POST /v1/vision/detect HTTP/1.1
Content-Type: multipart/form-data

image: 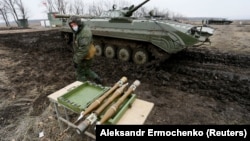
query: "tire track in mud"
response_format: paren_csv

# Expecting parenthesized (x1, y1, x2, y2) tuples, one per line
(158, 48, 250, 108)
(93, 49, 250, 124)
(93, 45, 250, 109)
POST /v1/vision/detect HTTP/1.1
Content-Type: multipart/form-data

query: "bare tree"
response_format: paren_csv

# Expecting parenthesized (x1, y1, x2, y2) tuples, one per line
(3, 0, 19, 25)
(133, 6, 149, 17)
(1, 0, 28, 27)
(86, 0, 133, 17)
(42, 0, 56, 13)
(88, 5, 101, 16)
(0, 1, 10, 26)
(42, 0, 68, 14)
(88, 1, 105, 16)
(71, 0, 85, 15)
(16, 0, 27, 19)
(150, 7, 171, 19)
(54, 0, 68, 14)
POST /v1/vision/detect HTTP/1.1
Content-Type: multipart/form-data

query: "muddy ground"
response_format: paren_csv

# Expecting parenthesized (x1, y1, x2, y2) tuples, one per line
(0, 22, 250, 141)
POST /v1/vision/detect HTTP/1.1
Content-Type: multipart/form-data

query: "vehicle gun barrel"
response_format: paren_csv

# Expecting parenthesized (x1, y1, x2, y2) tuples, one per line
(124, 0, 150, 17)
(54, 14, 70, 18)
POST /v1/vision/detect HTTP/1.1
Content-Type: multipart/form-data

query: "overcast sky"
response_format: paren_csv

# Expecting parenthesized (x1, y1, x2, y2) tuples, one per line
(22, 0, 250, 20)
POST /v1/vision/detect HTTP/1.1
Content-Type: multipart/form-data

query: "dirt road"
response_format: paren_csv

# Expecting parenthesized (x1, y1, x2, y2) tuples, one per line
(0, 22, 249, 140)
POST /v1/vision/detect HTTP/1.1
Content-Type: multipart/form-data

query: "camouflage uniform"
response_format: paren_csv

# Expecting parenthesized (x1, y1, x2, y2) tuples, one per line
(69, 16, 102, 84)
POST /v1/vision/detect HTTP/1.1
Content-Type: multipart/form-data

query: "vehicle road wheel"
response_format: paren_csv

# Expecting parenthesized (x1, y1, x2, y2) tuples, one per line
(117, 46, 131, 62)
(104, 45, 116, 58)
(95, 44, 103, 56)
(132, 48, 149, 65)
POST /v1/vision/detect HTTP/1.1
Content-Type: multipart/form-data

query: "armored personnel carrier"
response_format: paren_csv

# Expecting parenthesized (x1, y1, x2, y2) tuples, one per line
(203, 18, 233, 25)
(55, 0, 214, 65)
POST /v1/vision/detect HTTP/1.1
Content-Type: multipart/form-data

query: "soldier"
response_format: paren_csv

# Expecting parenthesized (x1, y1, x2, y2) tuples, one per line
(68, 16, 102, 84)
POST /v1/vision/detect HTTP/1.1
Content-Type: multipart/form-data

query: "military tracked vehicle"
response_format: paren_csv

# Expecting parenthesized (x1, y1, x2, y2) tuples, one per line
(203, 18, 233, 25)
(55, 0, 214, 65)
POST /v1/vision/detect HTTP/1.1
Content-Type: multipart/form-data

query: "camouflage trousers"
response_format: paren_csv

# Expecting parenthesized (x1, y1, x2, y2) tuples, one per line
(74, 59, 100, 82)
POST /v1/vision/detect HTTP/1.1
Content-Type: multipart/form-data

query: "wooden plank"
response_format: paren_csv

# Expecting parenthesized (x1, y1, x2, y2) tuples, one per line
(116, 98, 154, 125)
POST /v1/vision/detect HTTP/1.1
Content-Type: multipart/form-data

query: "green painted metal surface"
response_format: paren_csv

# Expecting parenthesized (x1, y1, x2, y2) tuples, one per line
(57, 81, 109, 113)
(47, 12, 63, 27)
(17, 19, 28, 28)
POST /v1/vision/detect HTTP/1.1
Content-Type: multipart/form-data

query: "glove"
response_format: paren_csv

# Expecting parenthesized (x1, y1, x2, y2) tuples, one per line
(85, 43, 96, 60)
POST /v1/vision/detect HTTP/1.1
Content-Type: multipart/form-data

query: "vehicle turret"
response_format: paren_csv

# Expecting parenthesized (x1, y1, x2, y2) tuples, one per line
(122, 0, 150, 17)
(99, 0, 150, 18)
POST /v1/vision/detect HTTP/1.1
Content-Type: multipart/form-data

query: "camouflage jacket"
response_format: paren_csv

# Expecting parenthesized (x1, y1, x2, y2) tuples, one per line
(73, 25, 93, 64)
